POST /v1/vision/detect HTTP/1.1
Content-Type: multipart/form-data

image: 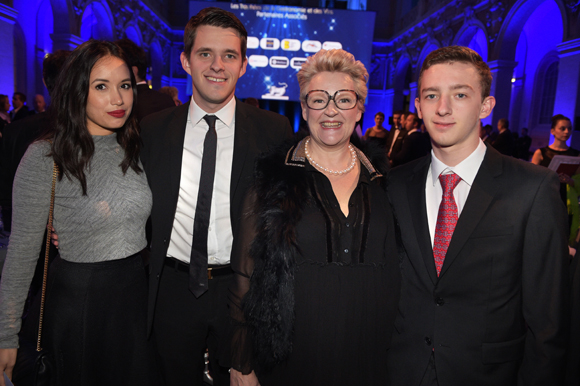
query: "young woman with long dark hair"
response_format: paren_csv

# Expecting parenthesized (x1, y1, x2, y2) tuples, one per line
(0, 40, 156, 386)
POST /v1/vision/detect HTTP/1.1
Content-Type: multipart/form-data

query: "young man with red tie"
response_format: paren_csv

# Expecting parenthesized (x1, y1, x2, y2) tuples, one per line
(387, 46, 569, 386)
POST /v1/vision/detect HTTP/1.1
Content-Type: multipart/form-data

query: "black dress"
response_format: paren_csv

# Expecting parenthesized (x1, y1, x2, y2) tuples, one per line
(538, 146, 580, 167)
(229, 138, 401, 386)
(539, 146, 580, 204)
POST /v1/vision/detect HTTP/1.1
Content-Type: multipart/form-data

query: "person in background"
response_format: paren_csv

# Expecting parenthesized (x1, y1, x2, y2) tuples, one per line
(390, 111, 431, 167)
(9, 93, 29, 122)
(229, 49, 400, 386)
(0, 95, 10, 136)
(159, 86, 183, 106)
(364, 111, 389, 149)
(32, 94, 46, 114)
(531, 114, 579, 168)
(0, 40, 157, 385)
(386, 110, 407, 161)
(0, 50, 71, 234)
(492, 117, 515, 156)
(115, 38, 175, 122)
(532, 114, 580, 248)
(391, 110, 403, 131)
(388, 45, 568, 386)
(364, 111, 388, 139)
(244, 97, 259, 108)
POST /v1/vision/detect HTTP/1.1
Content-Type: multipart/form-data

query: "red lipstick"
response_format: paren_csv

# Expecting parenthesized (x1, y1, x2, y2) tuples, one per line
(108, 110, 126, 118)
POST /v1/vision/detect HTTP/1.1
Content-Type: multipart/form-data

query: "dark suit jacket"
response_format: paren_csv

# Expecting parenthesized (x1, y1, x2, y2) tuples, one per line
(139, 99, 292, 334)
(135, 84, 175, 123)
(10, 105, 31, 122)
(0, 112, 49, 207)
(492, 129, 515, 156)
(387, 147, 569, 386)
(390, 130, 431, 167)
(386, 128, 407, 159)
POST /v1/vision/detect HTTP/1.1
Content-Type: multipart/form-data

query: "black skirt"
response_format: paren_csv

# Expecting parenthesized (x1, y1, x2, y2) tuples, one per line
(42, 254, 158, 386)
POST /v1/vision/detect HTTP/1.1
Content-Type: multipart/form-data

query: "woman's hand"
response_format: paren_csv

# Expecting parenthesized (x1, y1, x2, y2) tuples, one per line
(230, 368, 260, 386)
(559, 173, 574, 186)
(0, 348, 17, 386)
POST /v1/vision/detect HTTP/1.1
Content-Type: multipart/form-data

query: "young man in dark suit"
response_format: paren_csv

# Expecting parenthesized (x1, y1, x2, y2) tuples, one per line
(9, 93, 30, 122)
(139, 7, 292, 386)
(387, 46, 569, 386)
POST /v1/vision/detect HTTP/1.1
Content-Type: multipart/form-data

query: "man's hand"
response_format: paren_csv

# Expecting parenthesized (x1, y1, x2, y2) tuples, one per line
(0, 348, 17, 386)
(230, 368, 260, 386)
(50, 226, 58, 248)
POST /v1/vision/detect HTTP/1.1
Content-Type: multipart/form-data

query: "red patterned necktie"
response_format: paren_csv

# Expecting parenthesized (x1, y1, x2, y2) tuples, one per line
(433, 173, 462, 276)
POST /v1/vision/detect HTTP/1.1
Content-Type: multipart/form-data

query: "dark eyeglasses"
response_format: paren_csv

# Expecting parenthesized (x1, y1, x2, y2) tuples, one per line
(304, 89, 359, 110)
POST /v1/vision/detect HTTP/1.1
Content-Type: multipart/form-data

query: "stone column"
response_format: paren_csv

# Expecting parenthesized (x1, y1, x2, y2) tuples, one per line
(554, 38, 580, 149)
(408, 81, 417, 112)
(0, 4, 17, 97)
(509, 76, 525, 133)
(51, 33, 84, 51)
(487, 60, 517, 128)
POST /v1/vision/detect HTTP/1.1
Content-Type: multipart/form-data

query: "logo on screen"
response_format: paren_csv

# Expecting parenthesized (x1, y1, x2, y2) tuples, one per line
(260, 38, 280, 50)
(322, 41, 343, 50)
(290, 57, 308, 69)
(302, 40, 321, 53)
(248, 55, 269, 68)
(247, 37, 260, 50)
(281, 39, 301, 51)
(262, 82, 290, 100)
(270, 56, 289, 69)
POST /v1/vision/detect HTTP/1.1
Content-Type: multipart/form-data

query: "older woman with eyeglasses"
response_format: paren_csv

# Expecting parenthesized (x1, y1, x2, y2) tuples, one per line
(228, 49, 401, 386)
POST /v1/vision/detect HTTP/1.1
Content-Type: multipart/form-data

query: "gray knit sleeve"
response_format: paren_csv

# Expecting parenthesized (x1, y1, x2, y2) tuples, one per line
(0, 141, 53, 348)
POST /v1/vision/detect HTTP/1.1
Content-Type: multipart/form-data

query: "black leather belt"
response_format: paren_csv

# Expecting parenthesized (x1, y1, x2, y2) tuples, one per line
(164, 256, 232, 279)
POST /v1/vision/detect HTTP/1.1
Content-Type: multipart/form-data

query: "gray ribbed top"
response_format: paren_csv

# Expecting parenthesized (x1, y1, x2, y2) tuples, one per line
(0, 134, 152, 348)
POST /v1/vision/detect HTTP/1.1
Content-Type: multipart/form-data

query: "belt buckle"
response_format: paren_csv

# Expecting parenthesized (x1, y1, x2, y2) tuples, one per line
(207, 268, 213, 280)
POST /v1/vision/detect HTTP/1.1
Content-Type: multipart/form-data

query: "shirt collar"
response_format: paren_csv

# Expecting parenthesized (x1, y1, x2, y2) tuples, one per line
(430, 139, 486, 187)
(188, 96, 236, 129)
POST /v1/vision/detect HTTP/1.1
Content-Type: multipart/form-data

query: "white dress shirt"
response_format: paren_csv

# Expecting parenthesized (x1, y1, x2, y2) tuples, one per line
(166, 97, 236, 265)
(426, 140, 487, 247)
(388, 128, 401, 154)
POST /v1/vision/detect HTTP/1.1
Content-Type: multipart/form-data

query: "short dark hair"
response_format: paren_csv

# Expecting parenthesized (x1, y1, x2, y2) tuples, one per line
(43, 50, 72, 94)
(407, 112, 420, 126)
(13, 92, 26, 102)
(183, 7, 248, 60)
(115, 38, 148, 81)
(418, 46, 492, 100)
(498, 118, 509, 129)
(393, 110, 403, 116)
(551, 114, 571, 129)
(375, 112, 385, 119)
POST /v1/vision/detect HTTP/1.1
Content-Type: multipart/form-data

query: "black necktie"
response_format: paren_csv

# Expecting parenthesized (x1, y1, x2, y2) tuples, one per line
(189, 115, 218, 297)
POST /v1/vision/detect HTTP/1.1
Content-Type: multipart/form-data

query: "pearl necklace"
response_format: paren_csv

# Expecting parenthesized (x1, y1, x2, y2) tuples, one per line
(304, 138, 357, 176)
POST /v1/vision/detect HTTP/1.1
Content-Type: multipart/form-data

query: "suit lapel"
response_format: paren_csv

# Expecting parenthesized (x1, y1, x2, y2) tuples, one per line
(407, 158, 439, 285)
(167, 102, 191, 208)
(231, 98, 250, 204)
(439, 147, 502, 278)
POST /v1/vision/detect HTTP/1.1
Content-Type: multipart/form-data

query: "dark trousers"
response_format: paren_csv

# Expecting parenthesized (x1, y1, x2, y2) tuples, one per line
(420, 353, 439, 386)
(153, 260, 232, 386)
